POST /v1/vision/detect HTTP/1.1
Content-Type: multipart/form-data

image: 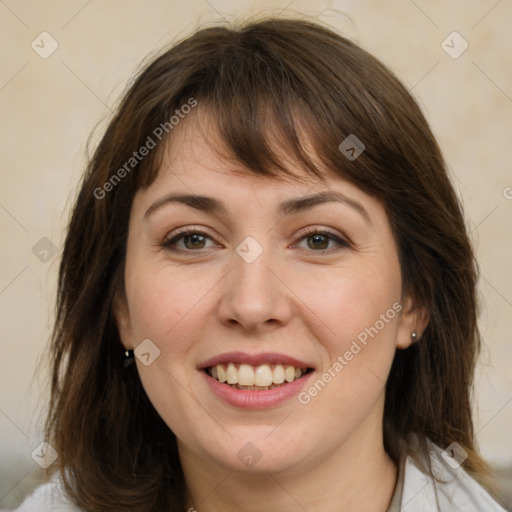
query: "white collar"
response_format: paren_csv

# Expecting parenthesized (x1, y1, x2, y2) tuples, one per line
(399, 441, 508, 511)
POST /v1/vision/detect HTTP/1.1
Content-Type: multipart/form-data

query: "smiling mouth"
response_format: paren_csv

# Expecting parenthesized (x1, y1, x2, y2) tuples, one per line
(205, 362, 313, 390)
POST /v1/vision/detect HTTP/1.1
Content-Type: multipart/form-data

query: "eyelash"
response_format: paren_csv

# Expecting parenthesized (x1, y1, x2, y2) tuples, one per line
(161, 226, 350, 254)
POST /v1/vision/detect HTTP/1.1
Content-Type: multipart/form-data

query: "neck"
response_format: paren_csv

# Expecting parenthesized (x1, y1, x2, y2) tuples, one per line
(180, 401, 397, 511)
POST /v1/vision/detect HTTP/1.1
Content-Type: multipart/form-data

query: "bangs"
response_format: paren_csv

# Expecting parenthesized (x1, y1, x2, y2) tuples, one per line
(128, 18, 427, 206)
(133, 19, 389, 192)
(188, 98, 326, 185)
(190, 56, 328, 184)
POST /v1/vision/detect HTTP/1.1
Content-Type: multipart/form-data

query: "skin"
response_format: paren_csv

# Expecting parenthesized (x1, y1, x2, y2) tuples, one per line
(115, 112, 427, 511)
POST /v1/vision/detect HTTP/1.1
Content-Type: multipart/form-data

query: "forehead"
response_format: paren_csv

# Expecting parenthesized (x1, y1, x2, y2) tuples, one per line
(132, 108, 385, 226)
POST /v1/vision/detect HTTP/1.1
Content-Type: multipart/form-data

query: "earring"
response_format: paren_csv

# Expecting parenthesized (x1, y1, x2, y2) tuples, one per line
(123, 349, 135, 368)
(411, 331, 418, 342)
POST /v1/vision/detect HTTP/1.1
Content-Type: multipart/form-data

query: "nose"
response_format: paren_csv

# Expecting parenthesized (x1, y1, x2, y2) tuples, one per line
(216, 245, 294, 333)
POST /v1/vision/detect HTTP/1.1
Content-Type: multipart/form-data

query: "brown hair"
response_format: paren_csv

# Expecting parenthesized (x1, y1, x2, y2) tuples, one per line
(46, 16, 491, 511)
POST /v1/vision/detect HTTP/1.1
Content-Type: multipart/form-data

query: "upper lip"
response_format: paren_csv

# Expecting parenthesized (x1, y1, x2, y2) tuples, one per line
(198, 351, 314, 370)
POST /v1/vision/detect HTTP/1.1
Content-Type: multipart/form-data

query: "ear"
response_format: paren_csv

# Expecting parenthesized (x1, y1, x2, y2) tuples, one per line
(396, 294, 429, 349)
(113, 291, 134, 350)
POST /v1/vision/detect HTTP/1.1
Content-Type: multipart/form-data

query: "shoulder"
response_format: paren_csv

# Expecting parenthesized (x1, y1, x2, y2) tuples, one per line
(400, 440, 508, 512)
(11, 476, 82, 512)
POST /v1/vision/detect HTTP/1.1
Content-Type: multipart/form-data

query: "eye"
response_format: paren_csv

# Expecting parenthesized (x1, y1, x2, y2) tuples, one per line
(162, 229, 218, 251)
(294, 228, 350, 252)
(161, 227, 350, 254)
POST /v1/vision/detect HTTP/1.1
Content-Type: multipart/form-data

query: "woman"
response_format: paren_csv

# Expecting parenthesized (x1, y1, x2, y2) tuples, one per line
(14, 17, 508, 512)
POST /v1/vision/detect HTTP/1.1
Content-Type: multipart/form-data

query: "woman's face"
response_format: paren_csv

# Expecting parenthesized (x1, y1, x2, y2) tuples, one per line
(116, 114, 418, 476)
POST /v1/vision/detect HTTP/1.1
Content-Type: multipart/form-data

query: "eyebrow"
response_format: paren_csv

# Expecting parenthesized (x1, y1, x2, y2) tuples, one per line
(144, 190, 372, 225)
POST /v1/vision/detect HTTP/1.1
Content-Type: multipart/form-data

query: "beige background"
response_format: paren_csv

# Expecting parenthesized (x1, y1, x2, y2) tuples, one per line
(1, 0, 511, 508)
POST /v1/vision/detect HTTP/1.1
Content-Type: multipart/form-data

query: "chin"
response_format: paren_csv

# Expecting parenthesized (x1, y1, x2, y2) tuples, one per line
(193, 424, 319, 475)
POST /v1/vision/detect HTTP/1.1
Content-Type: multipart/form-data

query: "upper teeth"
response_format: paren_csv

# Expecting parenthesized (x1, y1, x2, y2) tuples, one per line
(209, 363, 307, 386)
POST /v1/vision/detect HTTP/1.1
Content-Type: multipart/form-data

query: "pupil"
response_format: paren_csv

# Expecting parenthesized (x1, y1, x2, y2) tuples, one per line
(309, 234, 327, 250)
(186, 234, 205, 249)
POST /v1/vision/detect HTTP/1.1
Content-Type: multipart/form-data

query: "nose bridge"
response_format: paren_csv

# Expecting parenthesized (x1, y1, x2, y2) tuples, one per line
(218, 237, 291, 329)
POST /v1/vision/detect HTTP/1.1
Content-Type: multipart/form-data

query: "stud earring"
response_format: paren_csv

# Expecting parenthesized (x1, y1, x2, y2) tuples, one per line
(411, 331, 418, 342)
(123, 349, 135, 368)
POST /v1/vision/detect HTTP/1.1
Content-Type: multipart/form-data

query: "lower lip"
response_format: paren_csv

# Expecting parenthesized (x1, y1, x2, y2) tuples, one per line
(202, 371, 314, 410)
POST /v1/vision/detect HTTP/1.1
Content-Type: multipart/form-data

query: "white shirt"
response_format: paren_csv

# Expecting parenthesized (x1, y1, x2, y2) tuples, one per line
(398, 442, 508, 511)
(10, 442, 508, 512)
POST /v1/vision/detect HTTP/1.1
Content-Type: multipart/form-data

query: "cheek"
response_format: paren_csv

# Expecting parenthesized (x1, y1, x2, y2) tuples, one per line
(125, 265, 213, 439)
(125, 263, 215, 346)
(292, 276, 400, 453)
(298, 262, 402, 352)
(293, 257, 402, 413)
